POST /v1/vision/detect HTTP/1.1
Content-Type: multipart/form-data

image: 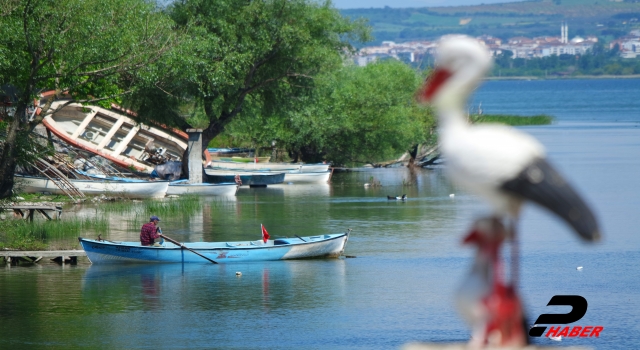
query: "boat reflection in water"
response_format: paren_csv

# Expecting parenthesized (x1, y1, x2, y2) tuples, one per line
(238, 183, 331, 198)
(81, 259, 347, 314)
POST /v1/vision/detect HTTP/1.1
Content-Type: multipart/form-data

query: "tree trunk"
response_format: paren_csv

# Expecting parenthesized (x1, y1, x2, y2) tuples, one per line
(0, 103, 27, 199)
(407, 144, 419, 168)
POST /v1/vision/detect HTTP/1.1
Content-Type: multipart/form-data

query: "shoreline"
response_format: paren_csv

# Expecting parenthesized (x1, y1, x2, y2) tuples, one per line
(485, 74, 640, 81)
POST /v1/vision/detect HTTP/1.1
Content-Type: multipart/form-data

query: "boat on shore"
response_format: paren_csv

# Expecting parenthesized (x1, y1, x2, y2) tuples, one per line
(204, 169, 285, 186)
(42, 100, 188, 173)
(166, 180, 238, 196)
(209, 160, 329, 173)
(15, 174, 169, 199)
(78, 231, 350, 264)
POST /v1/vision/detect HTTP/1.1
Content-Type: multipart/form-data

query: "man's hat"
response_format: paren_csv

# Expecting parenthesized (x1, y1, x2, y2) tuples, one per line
(150, 215, 161, 222)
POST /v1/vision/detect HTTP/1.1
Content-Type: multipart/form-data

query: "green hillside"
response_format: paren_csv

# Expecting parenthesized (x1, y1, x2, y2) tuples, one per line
(340, 0, 640, 45)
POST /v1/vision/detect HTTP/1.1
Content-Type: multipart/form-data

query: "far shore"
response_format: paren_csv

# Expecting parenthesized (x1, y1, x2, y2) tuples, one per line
(485, 74, 640, 81)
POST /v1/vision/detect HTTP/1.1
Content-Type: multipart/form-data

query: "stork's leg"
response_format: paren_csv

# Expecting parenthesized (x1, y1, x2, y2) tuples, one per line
(505, 216, 530, 345)
(507, 216, 520, 289)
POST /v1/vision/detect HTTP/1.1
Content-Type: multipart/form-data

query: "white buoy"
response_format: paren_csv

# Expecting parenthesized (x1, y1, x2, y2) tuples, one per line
(235, 272, 242, 276)
(577, 266, 583, 271)
(449, 193, 455, 198)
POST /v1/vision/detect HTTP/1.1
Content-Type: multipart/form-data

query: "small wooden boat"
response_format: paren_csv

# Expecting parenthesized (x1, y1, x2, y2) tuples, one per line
(15, 174, 169, 199)
(204, 169, 285, 186)
(42, 100, 188, 173)
(78, 231, 350, 264)
(166, 180, 238, 196)
(209, 160, 329, 173)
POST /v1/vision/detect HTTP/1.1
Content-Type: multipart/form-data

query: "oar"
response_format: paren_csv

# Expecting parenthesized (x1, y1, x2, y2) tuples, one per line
(160, 234, 218, 264)
(295, 235, 307, 242)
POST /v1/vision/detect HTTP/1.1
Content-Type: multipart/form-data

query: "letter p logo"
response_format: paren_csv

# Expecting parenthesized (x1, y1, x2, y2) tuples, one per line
(529, 295, 588, 337)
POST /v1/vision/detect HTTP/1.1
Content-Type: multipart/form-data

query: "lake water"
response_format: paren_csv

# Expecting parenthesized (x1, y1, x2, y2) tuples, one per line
(1, 79, 639, 349)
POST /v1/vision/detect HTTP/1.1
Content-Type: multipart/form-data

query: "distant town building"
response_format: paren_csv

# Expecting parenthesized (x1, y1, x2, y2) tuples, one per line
(352, 23, 640, 66)
(609, 31, 640, 58)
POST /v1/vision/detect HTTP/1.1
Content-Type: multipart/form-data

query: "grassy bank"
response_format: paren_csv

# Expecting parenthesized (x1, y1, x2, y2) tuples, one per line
(0, 217, 109, 251)
(471, 114, 553, 126)
(0, 195, 208, 250)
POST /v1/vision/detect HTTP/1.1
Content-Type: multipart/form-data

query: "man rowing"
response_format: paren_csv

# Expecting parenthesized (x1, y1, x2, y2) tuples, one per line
(140, 215, 164, 247)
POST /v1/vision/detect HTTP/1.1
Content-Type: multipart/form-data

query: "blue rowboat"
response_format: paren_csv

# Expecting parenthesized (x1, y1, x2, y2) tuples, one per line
(78, 231, 350, 264)
(204, 169, 285, 186)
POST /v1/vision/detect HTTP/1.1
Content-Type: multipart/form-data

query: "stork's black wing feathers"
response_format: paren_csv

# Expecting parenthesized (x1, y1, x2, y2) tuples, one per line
(501, 158, 601, 242)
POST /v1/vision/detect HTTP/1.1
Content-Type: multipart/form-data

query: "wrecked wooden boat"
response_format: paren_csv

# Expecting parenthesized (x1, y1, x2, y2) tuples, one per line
(42, 100, 188, 173)
(78, 231, 350, 264)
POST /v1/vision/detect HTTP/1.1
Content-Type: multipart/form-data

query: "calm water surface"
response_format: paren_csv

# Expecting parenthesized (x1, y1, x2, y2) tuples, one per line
(1, 79, 640, 349)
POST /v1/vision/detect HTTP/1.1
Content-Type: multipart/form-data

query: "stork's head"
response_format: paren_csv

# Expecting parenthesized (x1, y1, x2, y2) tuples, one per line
(419, 36, 493, 110)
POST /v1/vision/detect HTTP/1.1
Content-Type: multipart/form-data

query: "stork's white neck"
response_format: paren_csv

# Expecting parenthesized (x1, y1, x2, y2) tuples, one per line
(437, 107, 469, 131)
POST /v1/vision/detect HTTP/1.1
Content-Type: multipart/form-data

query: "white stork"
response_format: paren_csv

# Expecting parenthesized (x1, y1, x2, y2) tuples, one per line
(418, 36, 600, 347)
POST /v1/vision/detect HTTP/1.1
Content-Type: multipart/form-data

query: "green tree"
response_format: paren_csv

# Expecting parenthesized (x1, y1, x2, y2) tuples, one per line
(224, 60, 435, 166)
(123, 0, 370, 173)
(0, 0, 174, 198)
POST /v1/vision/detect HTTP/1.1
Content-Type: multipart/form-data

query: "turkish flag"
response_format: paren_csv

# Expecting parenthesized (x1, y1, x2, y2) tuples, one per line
(261, 224, 270, 243)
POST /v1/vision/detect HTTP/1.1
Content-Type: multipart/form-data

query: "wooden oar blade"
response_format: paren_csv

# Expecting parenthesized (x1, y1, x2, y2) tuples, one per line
(160, 234, 218, 264)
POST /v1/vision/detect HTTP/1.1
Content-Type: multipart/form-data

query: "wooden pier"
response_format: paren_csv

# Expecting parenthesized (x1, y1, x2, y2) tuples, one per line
(2, 205, 63, 221)
(0, 249, 85, 265)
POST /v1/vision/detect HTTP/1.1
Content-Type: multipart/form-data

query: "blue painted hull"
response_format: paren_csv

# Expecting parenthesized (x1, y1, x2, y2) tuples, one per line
(79, 233, 349, 264)
(205, 173, 285, 185)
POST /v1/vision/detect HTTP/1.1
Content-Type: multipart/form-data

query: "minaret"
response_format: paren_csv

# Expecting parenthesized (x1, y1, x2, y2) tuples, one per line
(561, 22, 568, 44)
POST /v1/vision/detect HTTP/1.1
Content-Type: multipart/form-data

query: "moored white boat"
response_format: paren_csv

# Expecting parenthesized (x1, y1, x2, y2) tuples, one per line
(78, 231, 350, 264)
(166, 180, 238, 196)
(15, 174, 169, 199)
(204, 168, 285, 186)
(209, 160, 329, 173)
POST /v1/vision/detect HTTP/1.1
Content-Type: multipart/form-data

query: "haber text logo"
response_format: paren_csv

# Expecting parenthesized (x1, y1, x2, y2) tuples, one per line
(528, 295, 603, 339)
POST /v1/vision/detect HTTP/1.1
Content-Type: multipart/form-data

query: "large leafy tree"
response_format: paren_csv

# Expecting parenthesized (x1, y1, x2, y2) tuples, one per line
(226, 60, 435, 166)
(0, 0, 174, 198)
(125, 0, 370, 169)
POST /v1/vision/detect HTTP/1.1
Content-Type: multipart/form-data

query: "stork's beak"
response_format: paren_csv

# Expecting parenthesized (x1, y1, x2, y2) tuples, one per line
(418, 68, 452, 102)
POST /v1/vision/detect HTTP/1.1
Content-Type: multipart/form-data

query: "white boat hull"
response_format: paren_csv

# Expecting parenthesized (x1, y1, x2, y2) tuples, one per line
(15, 175, 168, 199)
(209, 160, 329, 173)
(166, 182, 238, 196)
(283, 171, 332, 184)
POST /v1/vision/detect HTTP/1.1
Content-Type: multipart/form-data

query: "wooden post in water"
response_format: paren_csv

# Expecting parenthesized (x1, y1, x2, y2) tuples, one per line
(186, 129, 203, 184)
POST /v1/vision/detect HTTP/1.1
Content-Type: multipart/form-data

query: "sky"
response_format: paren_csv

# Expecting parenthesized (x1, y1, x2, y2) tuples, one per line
(331, 0, 527, 9)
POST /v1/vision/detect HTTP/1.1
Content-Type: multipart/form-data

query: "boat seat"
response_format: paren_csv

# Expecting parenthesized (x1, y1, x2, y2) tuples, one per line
(273, 239, 289, 246)
(226, 242, 249, 247)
